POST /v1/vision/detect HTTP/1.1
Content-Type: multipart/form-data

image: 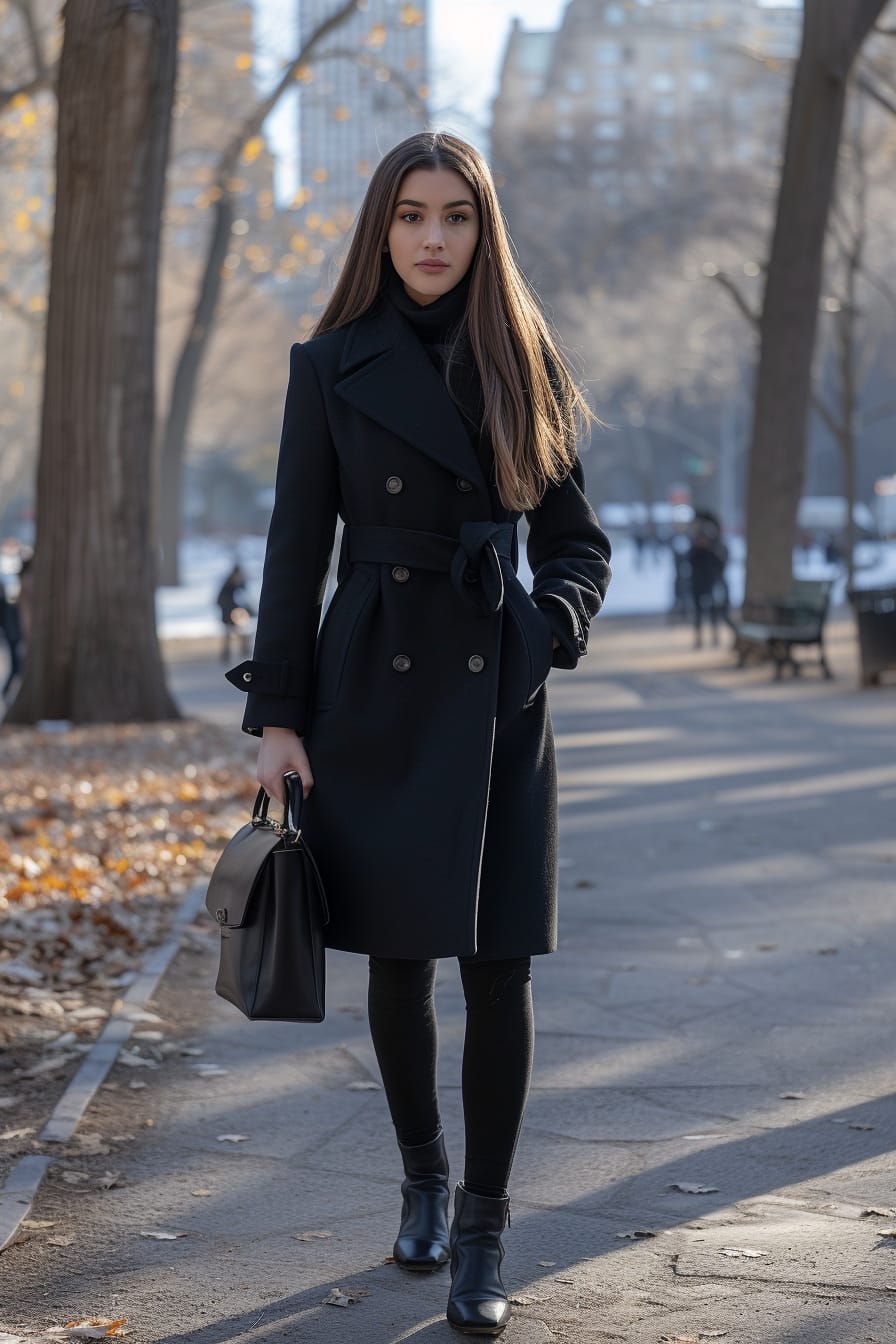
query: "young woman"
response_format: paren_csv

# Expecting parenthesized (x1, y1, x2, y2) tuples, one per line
(227, 131, 611, 1337)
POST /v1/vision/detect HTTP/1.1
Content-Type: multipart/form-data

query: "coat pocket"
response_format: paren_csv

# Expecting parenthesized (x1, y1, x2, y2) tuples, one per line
(313, 567, 376, 711)
(503, 577, 555, 711)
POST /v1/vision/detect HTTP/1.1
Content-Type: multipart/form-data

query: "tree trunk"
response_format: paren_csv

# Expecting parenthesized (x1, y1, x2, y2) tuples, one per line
(743, 0, 887, 603)
(157, 192, 233, 585)
(156, 0, 360, 586)
(5, 0, 179, 725)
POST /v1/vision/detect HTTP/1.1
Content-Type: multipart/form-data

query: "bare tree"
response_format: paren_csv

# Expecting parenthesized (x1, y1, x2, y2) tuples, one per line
(743, 0, 890, 603)
(156, 0, 362, 586)
(5, 0, 180, 725)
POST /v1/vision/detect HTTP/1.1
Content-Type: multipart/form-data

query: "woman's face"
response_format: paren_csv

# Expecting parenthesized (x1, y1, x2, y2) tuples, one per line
(386, 166, 480, 306)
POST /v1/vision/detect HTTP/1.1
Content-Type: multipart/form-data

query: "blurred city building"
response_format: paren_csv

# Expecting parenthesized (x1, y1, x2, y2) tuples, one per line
(492, 0, 802, 219)
(296, 0, 430, 220)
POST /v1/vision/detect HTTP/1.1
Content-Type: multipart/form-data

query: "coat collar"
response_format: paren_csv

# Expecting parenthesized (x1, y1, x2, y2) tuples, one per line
(335, 296, 488, 495)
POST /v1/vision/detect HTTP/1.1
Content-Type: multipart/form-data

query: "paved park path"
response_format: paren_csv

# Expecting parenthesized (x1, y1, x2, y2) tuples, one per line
(4, 615, 896, 1344)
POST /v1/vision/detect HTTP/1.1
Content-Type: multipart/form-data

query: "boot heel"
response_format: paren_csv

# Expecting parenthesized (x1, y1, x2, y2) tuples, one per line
(393, 1132, 450, 1272)
(446, 1182, 511, 1336)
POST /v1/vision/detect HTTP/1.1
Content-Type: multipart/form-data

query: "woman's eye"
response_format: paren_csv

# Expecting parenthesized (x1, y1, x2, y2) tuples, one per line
(447, 213, 469, 224)
(400, 212, 422, 223)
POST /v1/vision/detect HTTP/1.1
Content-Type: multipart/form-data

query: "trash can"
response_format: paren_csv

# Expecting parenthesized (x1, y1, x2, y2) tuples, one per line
(848, 586, 896, 687)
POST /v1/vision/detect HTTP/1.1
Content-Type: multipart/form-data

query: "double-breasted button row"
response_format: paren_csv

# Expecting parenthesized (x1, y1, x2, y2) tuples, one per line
(392, 565, 410, 583)
(386, 474, 474, 495)
(392, 654, 412, 673)
(467, 654, 486, 673)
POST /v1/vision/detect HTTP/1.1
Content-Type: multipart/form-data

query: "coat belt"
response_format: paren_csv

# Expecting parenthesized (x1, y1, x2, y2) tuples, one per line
(345, 522, 514, 615)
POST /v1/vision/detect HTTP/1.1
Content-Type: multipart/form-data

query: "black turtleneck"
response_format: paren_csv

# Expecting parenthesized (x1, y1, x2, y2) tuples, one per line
(386, 266, 489, 472)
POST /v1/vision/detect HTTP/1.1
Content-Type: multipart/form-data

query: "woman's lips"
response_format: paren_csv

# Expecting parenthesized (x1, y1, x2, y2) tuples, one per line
(416, 261, 449, 272)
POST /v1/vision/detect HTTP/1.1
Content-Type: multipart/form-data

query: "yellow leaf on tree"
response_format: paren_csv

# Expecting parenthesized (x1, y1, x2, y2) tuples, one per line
(333, 105, 351, 122)
(241, 136, 264, 164)
(14, 211, 31, 232)
(291, 187, 312, 207)
(400, 4, 425, 25)
(366, 23, 386, 48)
(21, 110, 38, 129)
(26, 196, 42, 211)
(8, 379, 25, 397)
(28, 295, 46, 312)
(290, 234, 309, 254)
(235, 53, 253, 72)
(295, 64, 314, 84)
(312, 167, 329, 184)
(10, 93, 30, 111)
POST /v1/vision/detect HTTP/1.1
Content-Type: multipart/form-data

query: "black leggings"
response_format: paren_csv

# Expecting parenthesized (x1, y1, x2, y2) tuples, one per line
(368, 956, 533, 1198)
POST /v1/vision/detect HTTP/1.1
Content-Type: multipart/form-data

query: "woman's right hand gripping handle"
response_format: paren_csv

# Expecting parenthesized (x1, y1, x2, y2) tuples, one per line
(257, 726, 314, 805)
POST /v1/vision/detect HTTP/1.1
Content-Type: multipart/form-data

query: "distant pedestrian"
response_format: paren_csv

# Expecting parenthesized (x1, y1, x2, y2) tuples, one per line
(225, 131, 611, 1336)
(215, 564, 254, 663)
(669, 531, 691, 621)
(689, 528, 726, 647)
(0, 577, 22, 699)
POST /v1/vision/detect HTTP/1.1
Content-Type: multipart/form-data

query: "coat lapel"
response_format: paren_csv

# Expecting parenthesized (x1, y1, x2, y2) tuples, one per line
(335, 299, 489, 496)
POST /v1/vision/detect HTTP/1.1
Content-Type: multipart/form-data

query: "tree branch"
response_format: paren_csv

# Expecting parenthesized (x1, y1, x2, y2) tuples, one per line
(0, 281, 42, 329)
(811, 392, 841, 439)
(216, 0, 361, 187)
(856, 70, 896, 116)
(709, 270, 761, 328)
(0, 0, 53, 111)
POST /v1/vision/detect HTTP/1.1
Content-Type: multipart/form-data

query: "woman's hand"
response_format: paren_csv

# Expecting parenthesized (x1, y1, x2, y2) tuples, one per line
(257, 727, 314, 803)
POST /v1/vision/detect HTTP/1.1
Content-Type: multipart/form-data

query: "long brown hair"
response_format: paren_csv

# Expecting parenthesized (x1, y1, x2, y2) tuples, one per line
(313, 132, 592, 511)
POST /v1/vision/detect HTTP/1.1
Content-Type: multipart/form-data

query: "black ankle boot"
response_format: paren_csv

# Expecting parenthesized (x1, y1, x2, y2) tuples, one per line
(393, 1132, 450, 1271)
(446, 1181, 511, 1336)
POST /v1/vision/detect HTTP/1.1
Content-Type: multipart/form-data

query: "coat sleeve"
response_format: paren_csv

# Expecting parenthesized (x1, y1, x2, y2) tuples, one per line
(224, 342, 339, 736)
(525, 455, 612, 670)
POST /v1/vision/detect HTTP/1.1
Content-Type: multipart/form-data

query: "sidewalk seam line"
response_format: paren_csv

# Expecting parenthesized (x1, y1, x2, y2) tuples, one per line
(0, 879, 207, 1252)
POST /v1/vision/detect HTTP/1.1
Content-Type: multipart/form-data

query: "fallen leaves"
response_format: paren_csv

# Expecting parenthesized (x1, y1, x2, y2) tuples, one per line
(668, 1183, 720, 1195)
(615, 1229, 657, 1240)
(345, 1081, 381, 1091)
(0, 721, 254, 1057)
(719, 1246, 767, 1258)
(323, 1287, 369, 1308)
(660, 1335, 728, 1343)
(294, 1230, 333, 1242)
(140, 1229, 188, 1240)
(46, 1321, 127, 1339)
(216, 1134, 249, 1143)
(779, 1092, 806, 1100)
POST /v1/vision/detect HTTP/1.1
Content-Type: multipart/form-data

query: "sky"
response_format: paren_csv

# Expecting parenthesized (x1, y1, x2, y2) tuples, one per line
(258, 0, 802, 200)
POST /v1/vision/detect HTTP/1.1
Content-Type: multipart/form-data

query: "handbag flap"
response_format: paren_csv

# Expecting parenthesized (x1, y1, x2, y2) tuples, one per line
(205, 822, 282, 928)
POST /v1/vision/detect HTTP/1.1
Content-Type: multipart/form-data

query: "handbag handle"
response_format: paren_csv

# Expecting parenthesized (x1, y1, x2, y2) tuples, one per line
(252, 771, 305, 840)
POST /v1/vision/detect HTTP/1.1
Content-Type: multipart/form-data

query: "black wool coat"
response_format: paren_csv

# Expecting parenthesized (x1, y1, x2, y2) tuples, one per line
(226, 297, 611, 960)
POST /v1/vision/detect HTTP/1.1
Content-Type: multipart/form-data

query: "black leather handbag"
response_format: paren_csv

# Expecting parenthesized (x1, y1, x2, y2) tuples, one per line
(205, 771, 328, 1022)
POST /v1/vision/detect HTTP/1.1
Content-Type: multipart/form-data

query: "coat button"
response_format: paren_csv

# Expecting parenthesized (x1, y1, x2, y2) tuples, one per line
(391, 565, 410, 583)
(467, 654, 485, 673)
(456, 477, 473, 492)
(392, 654, 412, 673)
(242, 672, 253, 683)
(386, 475, 403, 494)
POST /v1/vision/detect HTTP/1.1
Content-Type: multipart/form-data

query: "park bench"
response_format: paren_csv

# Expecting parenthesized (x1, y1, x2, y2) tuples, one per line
(732, 578, 833, 680)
